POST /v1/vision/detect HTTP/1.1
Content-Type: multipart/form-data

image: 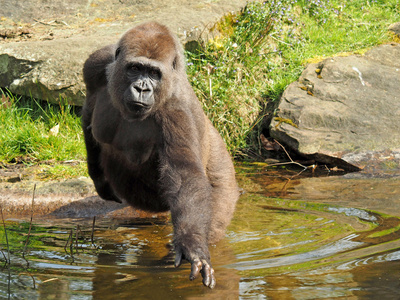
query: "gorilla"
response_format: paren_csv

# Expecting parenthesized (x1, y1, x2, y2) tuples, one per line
(82, 22, 239, 288)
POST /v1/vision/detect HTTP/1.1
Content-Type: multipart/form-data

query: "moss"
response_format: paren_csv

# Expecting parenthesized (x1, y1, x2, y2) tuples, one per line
(273, 117, 298, 129)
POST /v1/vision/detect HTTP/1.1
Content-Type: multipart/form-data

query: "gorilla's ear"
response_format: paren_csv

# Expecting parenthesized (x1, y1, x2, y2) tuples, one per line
(115, 47, 121, 59)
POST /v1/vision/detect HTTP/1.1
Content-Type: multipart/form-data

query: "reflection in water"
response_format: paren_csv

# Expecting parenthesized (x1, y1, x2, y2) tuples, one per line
(228, 235, 364, 271)
(2, 163, 400, 299)
(327, 207, 377, 222)
(235, 239, 315, 260)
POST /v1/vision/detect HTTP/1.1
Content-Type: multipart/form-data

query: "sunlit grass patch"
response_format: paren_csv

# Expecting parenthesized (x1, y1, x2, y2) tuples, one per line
(0, 89, 85, 177)
(186, 0, 399, 156)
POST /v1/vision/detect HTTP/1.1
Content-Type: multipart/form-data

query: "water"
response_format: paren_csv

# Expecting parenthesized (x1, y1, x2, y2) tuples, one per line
(2, 163, 400, 299)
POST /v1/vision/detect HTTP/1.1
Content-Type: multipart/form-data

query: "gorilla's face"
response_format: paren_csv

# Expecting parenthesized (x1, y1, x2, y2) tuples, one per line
(122, 60, 162, 118)
(107, 25, 182, 121)
(108, 49, 165, 120)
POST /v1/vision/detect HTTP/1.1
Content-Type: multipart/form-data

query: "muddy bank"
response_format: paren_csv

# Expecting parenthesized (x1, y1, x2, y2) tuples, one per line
(0, 164, 166, 220)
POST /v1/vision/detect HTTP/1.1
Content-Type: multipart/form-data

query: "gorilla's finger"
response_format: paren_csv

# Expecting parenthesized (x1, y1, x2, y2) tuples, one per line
(201, 262, 211, 287)
(209, 267, 216, 289)
(189, 260, 202, 281)
(200, 260, 216, 288)
(174, 248, 183, 268)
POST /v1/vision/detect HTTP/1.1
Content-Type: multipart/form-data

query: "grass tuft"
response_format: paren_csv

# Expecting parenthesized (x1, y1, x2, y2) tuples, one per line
(0, 90, 86, 178)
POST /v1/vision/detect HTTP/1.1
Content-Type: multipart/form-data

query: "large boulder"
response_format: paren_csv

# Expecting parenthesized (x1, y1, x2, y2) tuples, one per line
(270, 43, 400, 172)
(0, 0, 248, 105)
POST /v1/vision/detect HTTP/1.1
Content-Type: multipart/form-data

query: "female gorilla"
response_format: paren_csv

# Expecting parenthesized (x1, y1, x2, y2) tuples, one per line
(82, 22, 239, 288)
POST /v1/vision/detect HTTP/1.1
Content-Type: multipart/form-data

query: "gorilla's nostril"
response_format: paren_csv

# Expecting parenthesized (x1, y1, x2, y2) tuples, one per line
(133, 86, 142, 93)
(133, 85, 151, 93)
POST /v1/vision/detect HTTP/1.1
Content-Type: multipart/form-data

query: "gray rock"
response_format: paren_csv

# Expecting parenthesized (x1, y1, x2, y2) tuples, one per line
(389, 22, 400, 37)
(0, 0, 248, 105)
(0, 36, 101, 105)
(270, 43, 400, 171)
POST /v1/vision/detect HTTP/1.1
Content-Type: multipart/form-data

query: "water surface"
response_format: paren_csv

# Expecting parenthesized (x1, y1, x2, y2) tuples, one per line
(2, 163, 400, 299)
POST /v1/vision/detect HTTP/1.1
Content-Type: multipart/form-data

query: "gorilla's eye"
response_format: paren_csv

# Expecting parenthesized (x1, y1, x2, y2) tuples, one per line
(126, 64, 142, 75)
(149, 69, 161, 79)
(115, 47, 121, 59)
(172, 56, 177, 70)
(130, 65, 140, 72)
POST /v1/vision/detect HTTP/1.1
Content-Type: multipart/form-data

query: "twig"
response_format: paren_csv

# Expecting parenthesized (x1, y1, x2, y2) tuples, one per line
(23, 184, 36, 265)
(0, 206, 11, 299)
(269, 33, 292, 46)
(209, 77, 212, 99)
(42, 278, 59, 283)
(57, 20, 70, 27)
(32, 19, 70, 27)
(91, 216, 96, 246)
(75, 225, 80, 254)
(267, 139, 308, 170)
(279, 168, 308, 194)
(206, 64, 213, 100)
(17, 271, 36, 289)
(32, 19, 57, 26)
(274, 140, 297, 164)
(69, 229, 74, 259)
(63, 229, 75, 263)
(0, 207, 10, 265)
(21, 184, 37, 289)
(64, 229, 73, 254)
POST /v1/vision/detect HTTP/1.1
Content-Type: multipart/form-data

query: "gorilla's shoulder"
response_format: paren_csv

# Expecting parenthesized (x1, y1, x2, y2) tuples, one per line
(83, 44, 117, 93)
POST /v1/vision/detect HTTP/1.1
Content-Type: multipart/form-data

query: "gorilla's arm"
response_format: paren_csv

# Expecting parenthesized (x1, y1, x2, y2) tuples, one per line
(83, 44, 116, 94)
(82, 95, 121, 203)
(157, 109, 216, 288)
(82, 45, 121, 203)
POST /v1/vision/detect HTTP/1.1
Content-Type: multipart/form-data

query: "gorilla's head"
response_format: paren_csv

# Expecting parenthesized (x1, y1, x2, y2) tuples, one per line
(107, 22, 185, 120)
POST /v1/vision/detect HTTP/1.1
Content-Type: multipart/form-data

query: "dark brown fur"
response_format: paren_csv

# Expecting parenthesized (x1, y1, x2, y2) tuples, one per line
(82, 22, 239, 288)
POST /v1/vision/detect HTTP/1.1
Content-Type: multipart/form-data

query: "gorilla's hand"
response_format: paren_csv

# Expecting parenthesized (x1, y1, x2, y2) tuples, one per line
(174, 242, 216, 288)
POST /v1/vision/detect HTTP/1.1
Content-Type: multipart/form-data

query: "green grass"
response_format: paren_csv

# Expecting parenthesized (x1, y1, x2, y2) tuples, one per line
(0, 0, 398, 177)
(0, 90, 86, 178)
(186, 0, 399, 156)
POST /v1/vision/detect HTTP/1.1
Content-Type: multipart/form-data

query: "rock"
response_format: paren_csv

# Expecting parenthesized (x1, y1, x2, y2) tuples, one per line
(270, 43, 400, 172)
(0, 0, 248, 105)
(389, 22, 400, 37)
(0, 174, 166, 219)
(0, 36, 102, 105)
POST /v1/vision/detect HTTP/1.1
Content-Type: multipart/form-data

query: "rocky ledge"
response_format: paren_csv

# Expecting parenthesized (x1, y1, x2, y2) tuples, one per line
(0, 0, 248, 105)
(270, 41, 400, 173)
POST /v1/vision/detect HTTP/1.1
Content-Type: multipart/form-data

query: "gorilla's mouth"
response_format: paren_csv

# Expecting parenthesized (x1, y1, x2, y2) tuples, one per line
(125, 101, 151, 114)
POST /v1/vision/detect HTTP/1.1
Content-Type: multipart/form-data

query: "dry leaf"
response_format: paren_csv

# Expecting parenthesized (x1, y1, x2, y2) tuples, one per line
(49, 124, 59, 136)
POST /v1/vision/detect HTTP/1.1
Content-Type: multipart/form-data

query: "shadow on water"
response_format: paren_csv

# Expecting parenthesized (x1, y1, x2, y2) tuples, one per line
(2, 163, 400, 299)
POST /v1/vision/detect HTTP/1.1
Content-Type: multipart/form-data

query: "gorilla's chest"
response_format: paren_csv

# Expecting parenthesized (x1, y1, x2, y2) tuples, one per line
(91, 98, 159, 166)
